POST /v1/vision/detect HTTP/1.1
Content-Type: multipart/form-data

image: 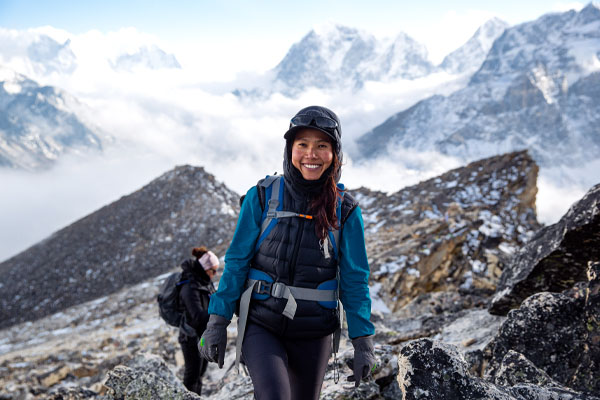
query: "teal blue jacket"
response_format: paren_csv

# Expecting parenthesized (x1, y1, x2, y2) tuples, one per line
(208, 185, 375, 339)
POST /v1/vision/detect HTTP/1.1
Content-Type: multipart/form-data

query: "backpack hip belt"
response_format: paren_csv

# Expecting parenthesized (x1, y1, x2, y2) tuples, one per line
(235, 269, 339, 369)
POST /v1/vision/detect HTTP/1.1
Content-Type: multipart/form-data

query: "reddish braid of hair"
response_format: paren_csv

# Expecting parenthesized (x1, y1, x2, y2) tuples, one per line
(310, 155, 342, 241)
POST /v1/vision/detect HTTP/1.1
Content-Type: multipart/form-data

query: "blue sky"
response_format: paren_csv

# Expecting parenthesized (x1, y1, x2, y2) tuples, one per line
(0, 0, 585, 66)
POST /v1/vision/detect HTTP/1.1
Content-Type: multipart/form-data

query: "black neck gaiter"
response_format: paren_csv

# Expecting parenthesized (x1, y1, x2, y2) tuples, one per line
(285, 162, 333, 197)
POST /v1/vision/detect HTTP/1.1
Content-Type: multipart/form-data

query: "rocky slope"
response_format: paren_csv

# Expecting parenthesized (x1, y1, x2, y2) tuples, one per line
(357, 151, 540, 311)
(356, 4, 600, 173)
(0, 165, 239, 329)
(0, 154, 598, 399)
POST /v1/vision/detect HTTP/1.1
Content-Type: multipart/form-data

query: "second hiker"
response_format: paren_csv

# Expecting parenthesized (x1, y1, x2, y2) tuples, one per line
(179, 246, 218, 395)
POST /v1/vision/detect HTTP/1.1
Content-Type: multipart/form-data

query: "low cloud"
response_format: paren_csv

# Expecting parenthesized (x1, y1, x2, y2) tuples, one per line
(1, 26, 596, 261)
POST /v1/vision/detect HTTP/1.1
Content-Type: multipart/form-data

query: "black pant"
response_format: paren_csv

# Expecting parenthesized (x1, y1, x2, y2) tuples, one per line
(179, 335, 208, 395)
(242, 323, 332, 400)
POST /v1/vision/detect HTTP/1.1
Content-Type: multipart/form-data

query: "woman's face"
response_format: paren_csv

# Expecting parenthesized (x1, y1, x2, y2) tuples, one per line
(291, 129, 334, 180)
(205, 267, 217, 279)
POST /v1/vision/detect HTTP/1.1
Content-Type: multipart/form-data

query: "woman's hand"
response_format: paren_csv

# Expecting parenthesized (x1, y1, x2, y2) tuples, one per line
(350, 336, 377, 387)
(198, 314, 230, 368)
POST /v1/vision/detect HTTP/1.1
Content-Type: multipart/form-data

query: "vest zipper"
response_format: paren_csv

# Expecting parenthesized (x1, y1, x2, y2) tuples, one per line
(288, 217, 305, 286)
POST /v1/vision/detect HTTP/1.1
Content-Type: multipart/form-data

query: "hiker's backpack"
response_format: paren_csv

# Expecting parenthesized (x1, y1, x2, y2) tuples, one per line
(157, 272, 189, 327)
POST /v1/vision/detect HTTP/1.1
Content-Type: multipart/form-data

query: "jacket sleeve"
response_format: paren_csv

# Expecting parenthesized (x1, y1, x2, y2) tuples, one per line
(208, 185, 262, 320)
(180, 283, 210, 335)
(339, 205, 375, 339)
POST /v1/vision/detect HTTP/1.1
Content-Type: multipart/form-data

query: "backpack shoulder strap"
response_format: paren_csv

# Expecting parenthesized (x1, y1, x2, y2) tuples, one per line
(259, 175, 282, 234)
(329, 185, 360, 260)
(254, 175, 283, 250)
(340, 190, 358, 225)
(326, 190, 344, 260)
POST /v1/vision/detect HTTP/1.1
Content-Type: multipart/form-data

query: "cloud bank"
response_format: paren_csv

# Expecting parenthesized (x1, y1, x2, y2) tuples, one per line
(0, 26, 595, 261)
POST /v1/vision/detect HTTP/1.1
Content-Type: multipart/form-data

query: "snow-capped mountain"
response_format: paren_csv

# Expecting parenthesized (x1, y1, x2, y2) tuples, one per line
(0, 27, 181, 79)
(111, 45, 181, 71)
(440, 18, 509, 74)
(356, 4, 600, 176)
(0, 29, 77, 77)
(236, 19, 508, 98)
(26, 36, 77, 75)
(0, 66, 105, 170)
(271, 25, 434, 94)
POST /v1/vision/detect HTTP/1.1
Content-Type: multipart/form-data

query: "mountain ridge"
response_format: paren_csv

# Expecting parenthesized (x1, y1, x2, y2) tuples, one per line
(355, 4, 600, 183)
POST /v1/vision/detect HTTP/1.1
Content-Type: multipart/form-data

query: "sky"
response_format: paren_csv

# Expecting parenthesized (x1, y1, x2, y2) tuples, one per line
(0, 0, 592, 261)
(0, 0, 586, 76)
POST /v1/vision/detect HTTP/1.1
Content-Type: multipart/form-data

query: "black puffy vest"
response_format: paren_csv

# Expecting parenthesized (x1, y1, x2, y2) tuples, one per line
(247, 177, 358, 339)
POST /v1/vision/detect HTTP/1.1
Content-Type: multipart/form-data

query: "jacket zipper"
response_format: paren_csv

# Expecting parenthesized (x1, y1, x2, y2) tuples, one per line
(288, 217, 305, 286)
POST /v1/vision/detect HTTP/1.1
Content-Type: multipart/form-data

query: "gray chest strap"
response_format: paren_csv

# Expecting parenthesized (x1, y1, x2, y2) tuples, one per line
(235, 279, 337, 370)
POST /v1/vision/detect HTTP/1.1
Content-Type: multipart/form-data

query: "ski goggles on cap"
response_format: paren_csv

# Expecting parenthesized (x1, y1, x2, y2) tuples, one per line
(289, 114, 338, 132)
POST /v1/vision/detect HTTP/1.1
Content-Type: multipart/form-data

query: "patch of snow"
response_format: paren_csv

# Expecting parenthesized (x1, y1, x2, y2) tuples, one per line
(369, 282, 391, 314)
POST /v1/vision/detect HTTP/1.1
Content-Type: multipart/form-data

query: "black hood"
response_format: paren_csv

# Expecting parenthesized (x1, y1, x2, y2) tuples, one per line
(283, 105, 343, 187)
(180, 258, 212, 285)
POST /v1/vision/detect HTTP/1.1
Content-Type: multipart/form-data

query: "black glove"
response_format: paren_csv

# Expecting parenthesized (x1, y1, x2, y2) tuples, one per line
(350, 336, 376, 387)
(198, 314, 230, 368)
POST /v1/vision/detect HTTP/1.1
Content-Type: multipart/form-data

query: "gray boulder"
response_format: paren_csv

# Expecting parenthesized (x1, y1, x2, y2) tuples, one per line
(485, 262, 600, 396)
(494, 350, 564, 388)
(490, 183, 600, 315)
(104, 354, 200, 400)
(397, 338, 598, 400)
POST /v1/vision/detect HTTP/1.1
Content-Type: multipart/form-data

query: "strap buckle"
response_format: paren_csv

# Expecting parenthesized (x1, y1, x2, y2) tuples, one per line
(271, 282, 287, 298)
(255, 280, 272, 295)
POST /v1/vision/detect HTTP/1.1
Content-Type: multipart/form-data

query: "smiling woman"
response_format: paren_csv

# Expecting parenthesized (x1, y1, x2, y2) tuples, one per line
(198, 105, 376, 399)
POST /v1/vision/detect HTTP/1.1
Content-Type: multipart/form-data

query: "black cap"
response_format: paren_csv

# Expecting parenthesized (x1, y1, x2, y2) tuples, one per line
(283, 105, 343, 183)
(284, 105, 342, 155)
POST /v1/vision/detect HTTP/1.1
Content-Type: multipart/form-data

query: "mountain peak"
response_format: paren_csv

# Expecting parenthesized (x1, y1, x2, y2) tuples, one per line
(440, 17, 508, 74)
(312, 23, 363, 38)
(0, 164, 240, 329)
(271, 25, 431, 95)
(577, 1, 600, 22)
(111, 44, 181, 71)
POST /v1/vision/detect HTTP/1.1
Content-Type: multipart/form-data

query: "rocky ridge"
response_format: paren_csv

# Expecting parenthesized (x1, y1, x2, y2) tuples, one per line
(0, 165, 239, 329)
